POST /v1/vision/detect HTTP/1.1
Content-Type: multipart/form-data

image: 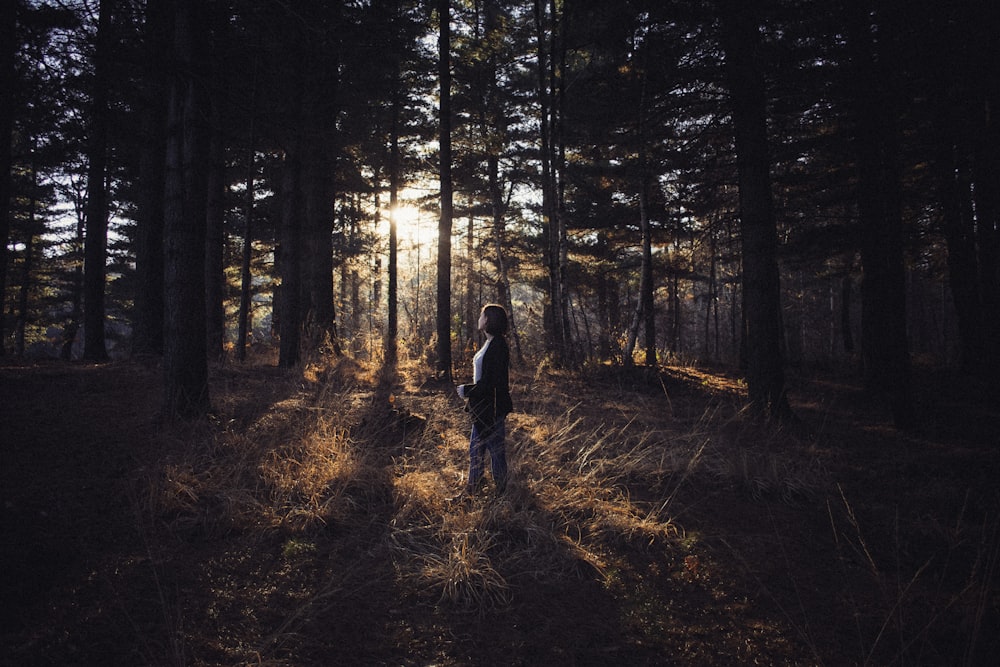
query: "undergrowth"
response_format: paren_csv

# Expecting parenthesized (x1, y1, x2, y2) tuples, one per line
(2, 355, 997, 665)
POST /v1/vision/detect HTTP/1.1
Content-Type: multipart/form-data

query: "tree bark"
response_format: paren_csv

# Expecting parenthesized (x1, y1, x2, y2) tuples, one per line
(436, 0, 454, 378)
(61, 203, 86, 360)
(303, 145, 336, 348)
(489, 153, 522, 364)
(465, 213, 475, 351)
(721, 0, 791, 419)
(82, 0, 114, 361)
(846, 0, 913, 428)
(205, 111, 226, 361)
(14, 163, 37, 356)
(625, 174, 655, 367)
(163, 0, 210, 418)
(277, 147, 302, 368)
(841, 272, 854, 353)
(0, 0, 16, 356)
(480, 0, 522, 364)
(236, 56, 257, 363)
(936, 137, 982, 372)
(972, 84, 1000, 377)
(552, 0, 572, 364)
(386, 70, 400, 367)
(132, 0, 169, 356)
(534, 0, 567, 363)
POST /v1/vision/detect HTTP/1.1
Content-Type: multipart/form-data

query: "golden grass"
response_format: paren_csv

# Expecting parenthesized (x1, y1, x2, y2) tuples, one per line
(8, 352, 998, 666)
(136, 355, 828, 613)
(109, 354, 997, 665)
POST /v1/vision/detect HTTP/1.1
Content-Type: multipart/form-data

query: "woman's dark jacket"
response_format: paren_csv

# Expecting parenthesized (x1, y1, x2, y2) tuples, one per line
(462, 336, 513, 434)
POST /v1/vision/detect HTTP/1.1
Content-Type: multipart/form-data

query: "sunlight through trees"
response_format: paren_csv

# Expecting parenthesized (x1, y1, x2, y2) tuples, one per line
(2, 0, 997, 423)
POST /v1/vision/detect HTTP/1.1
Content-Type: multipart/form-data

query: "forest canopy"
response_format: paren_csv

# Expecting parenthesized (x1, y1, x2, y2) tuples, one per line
(2, 0, 998, 423)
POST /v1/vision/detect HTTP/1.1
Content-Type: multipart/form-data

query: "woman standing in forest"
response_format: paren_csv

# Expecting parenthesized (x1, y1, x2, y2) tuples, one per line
(456, 304, 514, 497)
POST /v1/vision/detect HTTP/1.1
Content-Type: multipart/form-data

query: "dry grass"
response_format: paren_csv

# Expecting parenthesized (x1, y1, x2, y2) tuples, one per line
(2, 355, 998, 665)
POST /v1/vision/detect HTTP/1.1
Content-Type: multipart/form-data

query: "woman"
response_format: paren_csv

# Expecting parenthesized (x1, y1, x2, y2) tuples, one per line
(457, 304, 514, 496)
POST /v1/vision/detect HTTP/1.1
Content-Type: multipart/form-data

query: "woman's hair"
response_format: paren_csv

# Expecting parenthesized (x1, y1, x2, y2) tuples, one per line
(481, 304, 509, 336)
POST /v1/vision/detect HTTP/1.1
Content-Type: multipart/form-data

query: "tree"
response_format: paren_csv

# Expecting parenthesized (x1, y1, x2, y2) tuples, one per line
(82, 0, 114, 361)
(262, 0, 347, 367)
(620, 13, 657, 368)
(162, 0, 210, 418)
(845, 0, 913, 428)
(131, 0, 169, 356)
(205, 106, 226, 361)
(436, 0, 454, 378)
(481, 0, 524, 364)
(277, 146, 302, 369)
(300, 72, 339, 349)
(234, 10, 262, 364)
(0, 0, 16, 356)
(235, 104, 255, 363)
(623, 167, 655, 367)
(720, 0, 791, 419)
(11, 147, 36, 355)
(447, 0, 527, 362)
(302, 142, 336, 348)
(923, 0, 1000, 379)
(534, 0, 570, 363)
(386, 64, 401, 368)
(2, 0, 984, 410)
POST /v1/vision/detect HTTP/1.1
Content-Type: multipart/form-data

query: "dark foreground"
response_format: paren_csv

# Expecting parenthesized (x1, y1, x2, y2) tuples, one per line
(1, 358, 998, 665)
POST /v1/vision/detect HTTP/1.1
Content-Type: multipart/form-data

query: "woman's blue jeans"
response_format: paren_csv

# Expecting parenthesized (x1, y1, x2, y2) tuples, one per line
(468, 418, 507, 490)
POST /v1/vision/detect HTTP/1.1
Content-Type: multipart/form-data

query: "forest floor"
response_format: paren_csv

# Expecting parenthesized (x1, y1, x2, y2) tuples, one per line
(1, 352, 998, 666)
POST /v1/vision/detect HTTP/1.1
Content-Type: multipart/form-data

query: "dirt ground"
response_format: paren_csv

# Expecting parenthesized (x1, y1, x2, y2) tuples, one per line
(1, 357, 998, 666)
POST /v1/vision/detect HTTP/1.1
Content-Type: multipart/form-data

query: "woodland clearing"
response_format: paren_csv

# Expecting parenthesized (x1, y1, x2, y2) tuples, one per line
(1, 355, 998, 666)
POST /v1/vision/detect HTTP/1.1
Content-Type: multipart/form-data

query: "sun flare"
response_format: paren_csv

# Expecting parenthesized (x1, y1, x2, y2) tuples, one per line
(384, 203, 431, 246)
(391, 204, 421, 230)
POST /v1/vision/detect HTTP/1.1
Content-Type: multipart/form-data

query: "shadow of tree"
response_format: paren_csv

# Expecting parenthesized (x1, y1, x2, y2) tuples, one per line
(5, 359, 996, 665)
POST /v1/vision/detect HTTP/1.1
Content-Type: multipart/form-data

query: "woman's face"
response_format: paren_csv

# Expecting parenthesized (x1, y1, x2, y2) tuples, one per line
(478, 310, 488, 332)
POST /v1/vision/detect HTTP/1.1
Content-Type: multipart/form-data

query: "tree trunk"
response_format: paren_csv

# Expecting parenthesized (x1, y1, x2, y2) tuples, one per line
(205, 112, 226, 361)
(0, 0, 16, 356)
(350, 268, 360, 343)
(235, 44, 260, 363)
(721, 0, 791, 420)
(303, 145, 336, 349)
(482, 0, 522, 365)
(82, 0, 114, 361)
(935, 139, 982, 372)
(298, 28, 338, 354)
(132, 0, 169, 357)
(705, 228, 718, 360)
(596, 233, 613, 360)
(489, 153, 522, 364)
(465, 213, 475, 351)
(61, 204, 86, 360)
(386, 72, 400, 367)
(670, 214, 683, 355)
(841, 272, 854, 353)
(534, 0, 566, 363)
(553, 0, 572, 364)
(623, 55, 654, 368)
(163, 0, 210, 419)
(847, 0, 913, 428)
(625, 175, 655, 367)
(277, 147, 302, 368)
(15, 168, 37, 356)
(237, 127, 255, 361)
(972, 88, 1000, 377)
(436, 0, 453, 378)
